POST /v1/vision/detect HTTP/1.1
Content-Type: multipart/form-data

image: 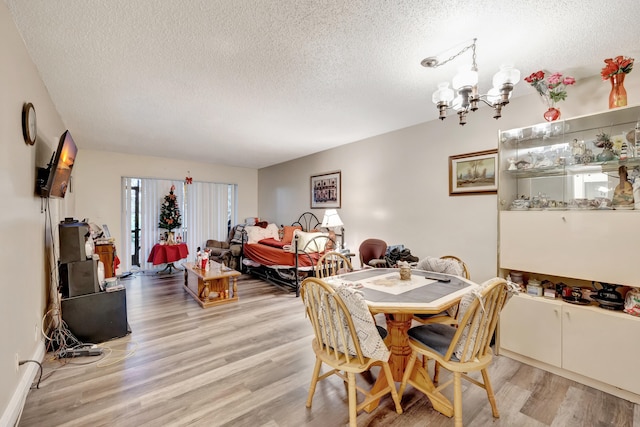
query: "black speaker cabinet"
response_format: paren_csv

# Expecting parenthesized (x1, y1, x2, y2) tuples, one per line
(61, 289, 129, 344)
(59, 221, 89, 263)
(59, 259, 99, 298)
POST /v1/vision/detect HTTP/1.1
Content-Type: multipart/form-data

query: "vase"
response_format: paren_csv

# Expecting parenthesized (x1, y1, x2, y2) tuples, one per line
(543, 107, 561, 122)
(609, 73, 627, 109)
(596, 148, 616, 162)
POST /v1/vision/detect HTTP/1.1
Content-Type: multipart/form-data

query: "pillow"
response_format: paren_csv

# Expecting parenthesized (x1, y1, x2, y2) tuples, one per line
(281, 225, 302, 245)
(417, 256, 463, 277)
(289, 229, 329, 253)
(230, 225, 245, 244)
(245, 223, 280, 244)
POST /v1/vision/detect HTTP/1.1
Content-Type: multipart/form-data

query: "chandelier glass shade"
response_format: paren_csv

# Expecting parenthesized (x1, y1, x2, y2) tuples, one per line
(424, 39, 520, 125)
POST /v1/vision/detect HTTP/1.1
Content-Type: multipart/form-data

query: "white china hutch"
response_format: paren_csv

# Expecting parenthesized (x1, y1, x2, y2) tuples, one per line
(497, 105, 640, 403)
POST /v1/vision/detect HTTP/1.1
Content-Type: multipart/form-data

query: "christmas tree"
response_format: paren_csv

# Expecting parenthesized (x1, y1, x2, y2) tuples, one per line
(159, 185, 182, 231)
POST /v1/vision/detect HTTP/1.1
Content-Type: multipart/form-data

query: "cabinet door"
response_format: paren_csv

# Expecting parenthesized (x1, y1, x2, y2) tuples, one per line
(499, 294, 562, 367)
(562, 305, 640, 395)
(500, 211, 639, 287)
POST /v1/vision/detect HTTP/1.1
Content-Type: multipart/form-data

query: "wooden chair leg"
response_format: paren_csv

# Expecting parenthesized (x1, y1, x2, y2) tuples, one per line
(347, 372, 357, 427)
(398, 352, 418, 398)
(453, 371, 463, 427)
(433, 361, 440, 386)
(306, 358, 322, 408)
(481, 368, 500, 418)
(381, 362, 403, 414)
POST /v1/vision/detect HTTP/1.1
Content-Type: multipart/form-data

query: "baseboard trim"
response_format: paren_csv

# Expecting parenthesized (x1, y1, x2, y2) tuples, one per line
(500, 349, 640, 404)
(0, 342, 46, 427)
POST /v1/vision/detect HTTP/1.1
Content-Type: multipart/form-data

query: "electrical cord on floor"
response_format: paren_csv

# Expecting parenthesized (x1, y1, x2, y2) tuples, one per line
(18, 360, 43, 389)
(96, 341, 138, 367)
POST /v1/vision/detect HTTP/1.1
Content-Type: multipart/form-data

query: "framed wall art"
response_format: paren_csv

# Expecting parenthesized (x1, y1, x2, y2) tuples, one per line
(449, 149, 498, 196)
(310, 171, 341, 208)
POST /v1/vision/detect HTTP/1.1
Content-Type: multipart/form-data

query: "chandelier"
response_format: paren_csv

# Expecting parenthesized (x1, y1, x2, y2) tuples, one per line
(422, 38, 520, 125)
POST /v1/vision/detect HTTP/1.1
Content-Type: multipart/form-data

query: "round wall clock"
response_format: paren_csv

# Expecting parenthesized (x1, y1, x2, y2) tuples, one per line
(22, 102, 37, 145)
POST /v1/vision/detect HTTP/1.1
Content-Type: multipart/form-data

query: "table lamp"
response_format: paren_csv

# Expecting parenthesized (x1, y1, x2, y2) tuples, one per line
(321, 209, 344, 250)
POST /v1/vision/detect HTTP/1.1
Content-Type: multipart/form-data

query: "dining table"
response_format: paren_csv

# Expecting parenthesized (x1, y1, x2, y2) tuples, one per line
(324, 267, 477, 417)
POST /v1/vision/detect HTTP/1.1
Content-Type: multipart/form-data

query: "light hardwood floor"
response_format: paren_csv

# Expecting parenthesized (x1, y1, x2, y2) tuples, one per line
(19, 272, 640, 426)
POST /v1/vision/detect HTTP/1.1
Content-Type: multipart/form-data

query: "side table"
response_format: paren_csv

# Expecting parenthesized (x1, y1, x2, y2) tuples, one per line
(183, 261, 241, 308)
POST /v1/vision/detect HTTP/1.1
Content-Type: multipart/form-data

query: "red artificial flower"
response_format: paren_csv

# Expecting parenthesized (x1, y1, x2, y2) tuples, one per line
(524, 70, 545, 84)
(601, 55, 634, 80)
(525, 69, 575, 106)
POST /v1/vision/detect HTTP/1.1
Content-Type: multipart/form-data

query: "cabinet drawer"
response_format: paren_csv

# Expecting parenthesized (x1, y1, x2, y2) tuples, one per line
(499, 211, 639, 287)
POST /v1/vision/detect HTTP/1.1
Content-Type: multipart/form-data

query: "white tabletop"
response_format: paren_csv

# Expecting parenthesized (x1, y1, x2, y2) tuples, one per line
(325, 268, 477, 314)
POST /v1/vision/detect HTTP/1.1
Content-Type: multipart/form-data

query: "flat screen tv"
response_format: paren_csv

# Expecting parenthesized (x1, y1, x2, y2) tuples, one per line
(37, 130, 78, 198)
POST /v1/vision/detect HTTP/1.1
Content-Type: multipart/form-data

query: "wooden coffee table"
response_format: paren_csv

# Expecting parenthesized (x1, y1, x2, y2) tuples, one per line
(183, 262, 241, 308)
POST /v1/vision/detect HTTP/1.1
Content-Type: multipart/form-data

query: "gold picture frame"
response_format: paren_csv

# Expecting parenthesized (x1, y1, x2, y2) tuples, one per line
(449, 149, 498, 196)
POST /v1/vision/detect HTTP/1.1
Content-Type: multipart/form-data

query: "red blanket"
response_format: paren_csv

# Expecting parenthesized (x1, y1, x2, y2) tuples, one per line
(243, 242, 320, 267)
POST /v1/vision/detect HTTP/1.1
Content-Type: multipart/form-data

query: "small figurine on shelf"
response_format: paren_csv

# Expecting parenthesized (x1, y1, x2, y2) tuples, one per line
(195, 246, 202, 268)
(595, 131, 617, 162)
(613, 165, 634, 209)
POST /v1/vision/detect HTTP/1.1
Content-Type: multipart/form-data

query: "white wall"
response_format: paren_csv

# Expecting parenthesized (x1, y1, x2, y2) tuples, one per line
(259, 74, 639, 282)
(1, 3, 259, 421)
(73, 150, 258, 266)
(0, 2, 69, 423)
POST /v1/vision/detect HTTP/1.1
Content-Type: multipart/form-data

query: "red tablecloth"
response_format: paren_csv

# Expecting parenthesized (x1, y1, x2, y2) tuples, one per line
(147, 243, 189, 265)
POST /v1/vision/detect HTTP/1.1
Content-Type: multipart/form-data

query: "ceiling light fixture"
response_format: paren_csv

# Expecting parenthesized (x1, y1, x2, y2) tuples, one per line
(422, 38, 520, 126)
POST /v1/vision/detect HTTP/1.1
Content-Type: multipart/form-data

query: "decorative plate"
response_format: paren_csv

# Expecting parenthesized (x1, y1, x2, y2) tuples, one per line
(562, 297, 591, 305)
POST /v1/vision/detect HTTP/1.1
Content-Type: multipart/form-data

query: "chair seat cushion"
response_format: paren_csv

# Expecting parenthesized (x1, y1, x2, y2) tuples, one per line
(376, 325, 388, 340)
(408, 323, 459, 361)
(414, 311, 446, 320)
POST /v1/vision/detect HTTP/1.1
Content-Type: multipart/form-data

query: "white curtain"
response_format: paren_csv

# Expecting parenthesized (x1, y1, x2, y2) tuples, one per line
(120, 177, 236, 274)
(184, 181, 234, 253)
(120, 177, 134, 273)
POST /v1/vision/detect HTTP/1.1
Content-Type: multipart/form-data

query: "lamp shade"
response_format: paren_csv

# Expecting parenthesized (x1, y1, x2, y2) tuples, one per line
(321, 209, 343, 228)
(432, 82, 455, 104)
(452, 67, 478, 90)
(493, 64, 521, 87)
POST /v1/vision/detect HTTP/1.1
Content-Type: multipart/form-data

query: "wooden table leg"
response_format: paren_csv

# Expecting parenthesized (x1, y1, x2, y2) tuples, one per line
(405, 360, 454, 417)
(363, 313, 412, 412)
(385, 313, 414, 381)
(231, 276, 238, 299)
(363, 312, 454, 417)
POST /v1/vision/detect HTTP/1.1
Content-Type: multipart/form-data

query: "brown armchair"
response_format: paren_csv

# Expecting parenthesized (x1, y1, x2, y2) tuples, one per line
(358, 238, 388, 268)
(205, 225, 244, 270)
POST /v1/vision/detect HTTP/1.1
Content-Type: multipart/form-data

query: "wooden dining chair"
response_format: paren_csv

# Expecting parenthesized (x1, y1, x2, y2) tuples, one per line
(315, 251, 353, 278)
(399, 278, 511, 427)
(300, 277, 403, 427)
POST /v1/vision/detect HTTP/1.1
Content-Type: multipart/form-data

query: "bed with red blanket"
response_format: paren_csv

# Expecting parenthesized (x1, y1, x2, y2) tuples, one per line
(241, 212, 335, 296)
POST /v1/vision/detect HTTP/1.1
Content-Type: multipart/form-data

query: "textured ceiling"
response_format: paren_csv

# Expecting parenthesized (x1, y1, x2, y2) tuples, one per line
(6, 0, 640, 168)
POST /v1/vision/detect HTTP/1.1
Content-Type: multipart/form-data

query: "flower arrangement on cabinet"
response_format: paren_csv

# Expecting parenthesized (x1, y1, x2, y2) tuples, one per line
(601, 56, 634, 80)
(524, 70, 576, 107)
(602, 56, 634, 109)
